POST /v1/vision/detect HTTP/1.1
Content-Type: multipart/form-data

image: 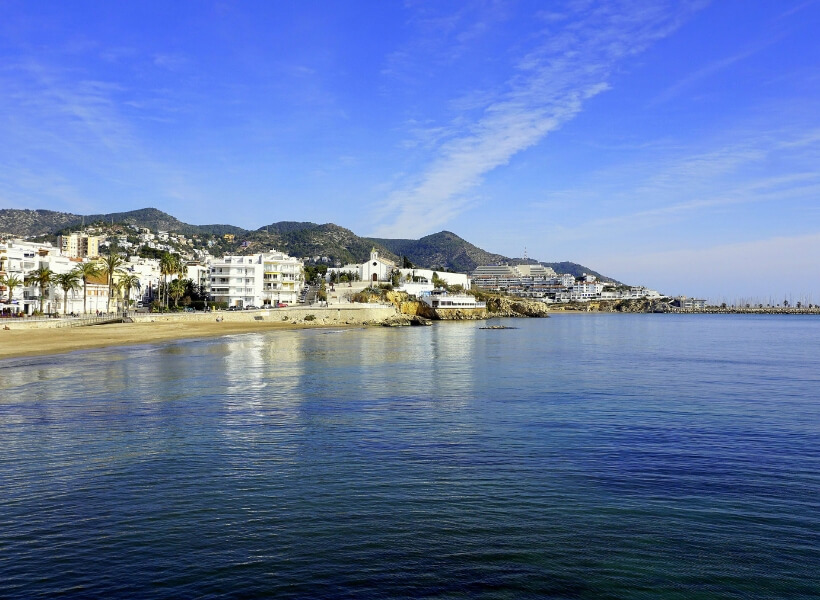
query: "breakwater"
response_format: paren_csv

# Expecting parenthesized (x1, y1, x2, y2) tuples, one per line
(555, 299, 820, 315)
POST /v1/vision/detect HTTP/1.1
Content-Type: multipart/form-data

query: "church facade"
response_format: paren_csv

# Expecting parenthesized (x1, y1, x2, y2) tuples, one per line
(360, 248, 395, 283)
(328, 248, 396, 283)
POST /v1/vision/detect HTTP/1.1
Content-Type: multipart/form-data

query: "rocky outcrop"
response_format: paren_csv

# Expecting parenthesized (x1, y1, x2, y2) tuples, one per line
(381, 314, 433, 327)
(483, 296, 550, 318)
(395, 294, 549, 320)
(429, 307, 487, 320)
(577, 299, 669, 313)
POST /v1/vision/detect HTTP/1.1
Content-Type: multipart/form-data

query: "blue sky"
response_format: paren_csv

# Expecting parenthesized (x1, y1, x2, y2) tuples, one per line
(1, 0, 819, 301)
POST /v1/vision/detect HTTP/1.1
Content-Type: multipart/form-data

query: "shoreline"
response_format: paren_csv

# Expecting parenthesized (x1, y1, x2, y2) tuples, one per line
(3, 307, 818, 361)
(0, 319, 367, 361)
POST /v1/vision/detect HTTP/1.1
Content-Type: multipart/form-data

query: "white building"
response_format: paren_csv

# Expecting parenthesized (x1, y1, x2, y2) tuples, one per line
(398, 268, 471, 290)
(471, 264, 519, 290)
(328, 248, 396, 284)
(1, 239, 38, 314)
(420, 290, 485, 309)
(125, 256, 163, 305)
(210, 251, 303, 308)
(185, 262, 210, 297)
(395, 268, 472, 297)
(516, 264, 557, 278)
(0, 239, 108, 314)
(600, 286, 663, 301)
(673, 296, 707, 310)
(571, 281, 605, 300)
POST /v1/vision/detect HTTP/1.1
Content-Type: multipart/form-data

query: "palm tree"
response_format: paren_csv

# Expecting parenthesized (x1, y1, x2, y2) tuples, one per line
(52, 271, 81, 316)
(159, 253, 180, 310)
(176, 258, 187, 283)
(169, 278, 186, 308)
(25, 266, 54, 313)
(72, 262, 102, 314)
(0, 273, 23, 306)
(118, 274, 141, 309)
(100, 252, 126, 312)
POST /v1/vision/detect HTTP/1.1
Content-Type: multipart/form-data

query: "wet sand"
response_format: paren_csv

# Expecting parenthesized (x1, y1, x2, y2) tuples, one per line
(0, 320, 345, 360)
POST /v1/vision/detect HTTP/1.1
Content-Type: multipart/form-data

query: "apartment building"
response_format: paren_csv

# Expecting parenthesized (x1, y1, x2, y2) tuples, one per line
(57, 233, 100, 259)
(0, 239, 101, 314)
(209, 251, 303, 307)
(673, 296, 707, 310)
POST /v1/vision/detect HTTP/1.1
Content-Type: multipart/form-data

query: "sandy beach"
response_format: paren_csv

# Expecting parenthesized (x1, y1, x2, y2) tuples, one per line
(0, 320, 347, 360)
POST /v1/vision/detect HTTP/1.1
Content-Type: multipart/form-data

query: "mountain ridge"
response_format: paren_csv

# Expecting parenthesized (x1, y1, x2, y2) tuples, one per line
(0, 207, 619, 282)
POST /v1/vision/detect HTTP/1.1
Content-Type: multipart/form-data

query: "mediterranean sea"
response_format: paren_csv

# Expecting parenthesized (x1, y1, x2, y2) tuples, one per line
(1, 314, 818, 598)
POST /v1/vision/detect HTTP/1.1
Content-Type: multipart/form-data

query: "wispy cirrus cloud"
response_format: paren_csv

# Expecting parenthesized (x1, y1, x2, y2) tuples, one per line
(650, 31, 784, 106)
(371, 1, 704, 238)
(533, 126, 820, 243)
(0, 60, 200, 214)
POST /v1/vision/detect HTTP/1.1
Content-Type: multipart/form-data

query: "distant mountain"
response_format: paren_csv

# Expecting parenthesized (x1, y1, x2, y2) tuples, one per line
(249, 223, 398, 266)
(0, 207, 247, 238)
(0, 209, 81, 237)
(368, 231, 507, 273)
(0, 206, 621, 282)
(257, 221, 319, 235)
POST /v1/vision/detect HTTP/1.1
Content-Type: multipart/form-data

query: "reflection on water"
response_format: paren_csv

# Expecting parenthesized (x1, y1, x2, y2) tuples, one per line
(1, 316, 819, 599)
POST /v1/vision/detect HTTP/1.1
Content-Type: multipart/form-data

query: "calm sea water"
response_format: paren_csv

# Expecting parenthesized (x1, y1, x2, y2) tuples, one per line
(1, 314, 819, 599)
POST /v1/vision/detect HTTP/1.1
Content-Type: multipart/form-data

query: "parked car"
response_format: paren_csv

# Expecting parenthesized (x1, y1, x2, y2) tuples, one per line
(227, 306, 242, 311)
(244, 305, 258, 310)
(276, 302, 288, 308)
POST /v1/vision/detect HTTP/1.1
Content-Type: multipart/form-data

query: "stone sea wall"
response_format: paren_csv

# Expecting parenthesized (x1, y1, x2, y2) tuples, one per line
(2, 304, 398, 329)
(132, 304, 397, 326)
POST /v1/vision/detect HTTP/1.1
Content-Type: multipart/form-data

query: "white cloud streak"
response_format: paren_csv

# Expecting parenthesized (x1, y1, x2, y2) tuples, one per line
(0, 60, 203, 215)
(372, 1, 703, 237)
(534, 127, 820, 244)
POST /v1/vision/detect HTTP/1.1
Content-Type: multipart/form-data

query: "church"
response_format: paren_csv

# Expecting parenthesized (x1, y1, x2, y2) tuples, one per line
(329, 248, 396, 283)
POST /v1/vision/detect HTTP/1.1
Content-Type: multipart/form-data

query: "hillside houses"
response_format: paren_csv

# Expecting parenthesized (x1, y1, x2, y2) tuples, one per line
(2, 217, 669, 315)
(471, 264, 662, 303)
(1, 232, 305, 314)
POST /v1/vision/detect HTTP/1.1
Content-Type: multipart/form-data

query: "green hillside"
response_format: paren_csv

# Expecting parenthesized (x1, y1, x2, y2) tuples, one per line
(366, 231, 506, 272)
(0, 206, 619, 281)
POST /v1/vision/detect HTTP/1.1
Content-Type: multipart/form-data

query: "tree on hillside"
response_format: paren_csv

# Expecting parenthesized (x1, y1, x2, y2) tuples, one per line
(72, 262, 102, 314)
(24, 265, 54, 313)
(53, 271, 81, 316)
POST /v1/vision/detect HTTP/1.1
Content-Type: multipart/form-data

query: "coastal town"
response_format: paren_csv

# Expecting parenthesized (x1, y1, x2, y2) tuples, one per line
(0, 222, 702, 317)
(1, 222, 817, 319)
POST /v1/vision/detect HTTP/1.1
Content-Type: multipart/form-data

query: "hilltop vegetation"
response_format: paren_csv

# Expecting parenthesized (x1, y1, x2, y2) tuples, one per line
(367, 231, 507, 273)
(0, 206, 615, 281)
